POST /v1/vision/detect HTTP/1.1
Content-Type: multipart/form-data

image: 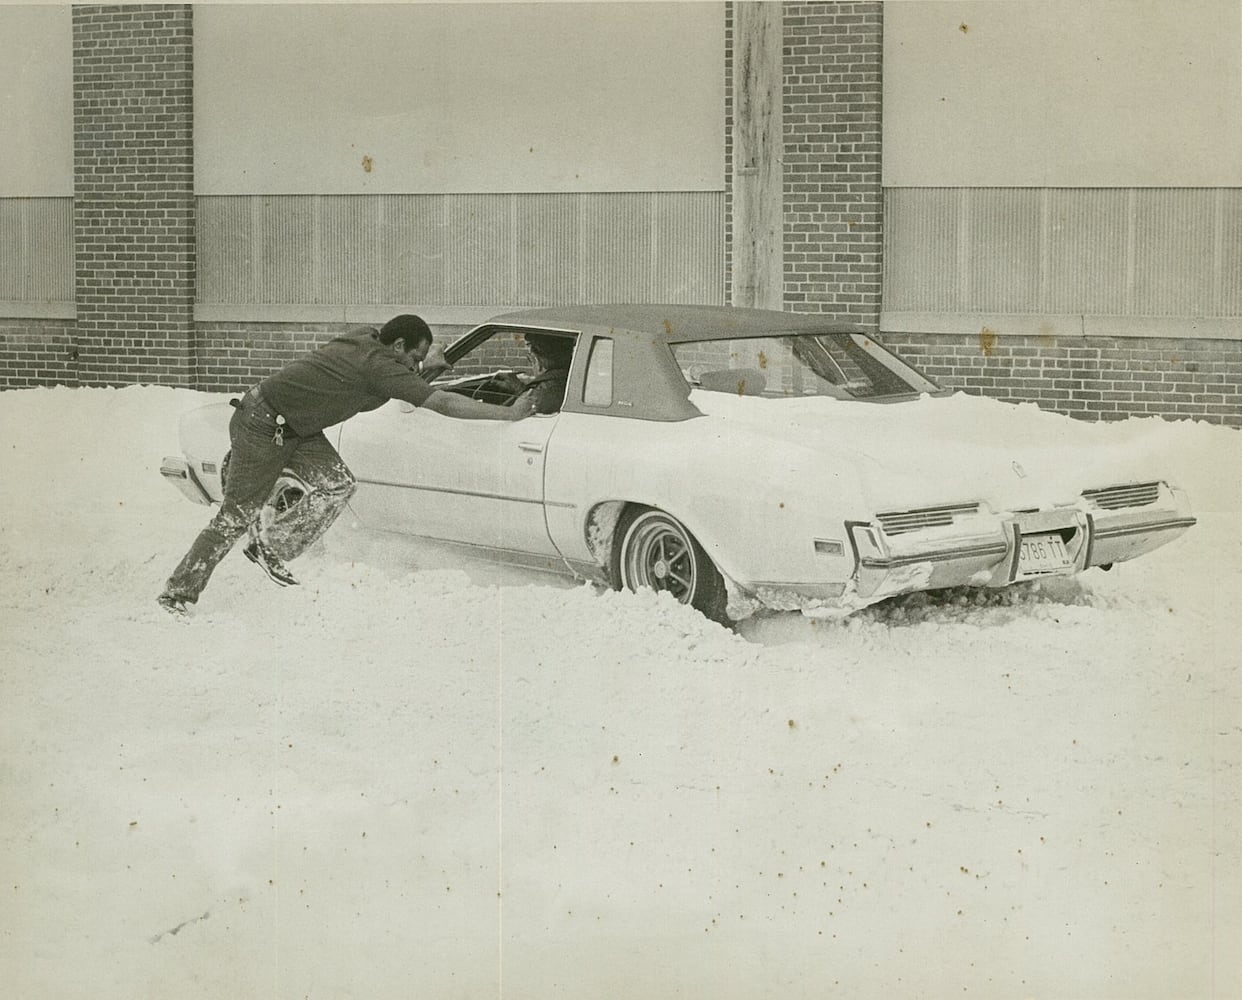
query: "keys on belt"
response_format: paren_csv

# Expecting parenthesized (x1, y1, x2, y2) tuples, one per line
(231, 387, 290, 445)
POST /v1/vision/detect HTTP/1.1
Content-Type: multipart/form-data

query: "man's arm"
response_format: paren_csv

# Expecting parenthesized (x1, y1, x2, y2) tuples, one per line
(421, 389, 535, 421)
(417, 342, 452, 381)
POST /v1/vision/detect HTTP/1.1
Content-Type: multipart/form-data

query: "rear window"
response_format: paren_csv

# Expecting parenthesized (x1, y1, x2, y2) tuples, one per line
(671, 333, 938, 400)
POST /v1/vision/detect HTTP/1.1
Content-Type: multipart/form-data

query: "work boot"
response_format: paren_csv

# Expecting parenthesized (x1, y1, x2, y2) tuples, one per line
(157, 594, 189, 617)
(243, 541, 299, 587)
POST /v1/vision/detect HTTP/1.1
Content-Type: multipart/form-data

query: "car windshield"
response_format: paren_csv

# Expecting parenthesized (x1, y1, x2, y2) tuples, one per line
(671, 333, 940, 401)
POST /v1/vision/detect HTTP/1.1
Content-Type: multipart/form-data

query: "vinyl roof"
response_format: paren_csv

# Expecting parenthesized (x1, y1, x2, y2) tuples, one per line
(485, 304, 868, 342)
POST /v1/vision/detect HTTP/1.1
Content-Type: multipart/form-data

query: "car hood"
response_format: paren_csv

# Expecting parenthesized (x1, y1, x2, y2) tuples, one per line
(689, 390, 1183, 513)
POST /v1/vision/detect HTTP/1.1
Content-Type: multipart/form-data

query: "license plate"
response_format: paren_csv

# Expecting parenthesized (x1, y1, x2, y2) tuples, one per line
(1017, 532, 1073, 576)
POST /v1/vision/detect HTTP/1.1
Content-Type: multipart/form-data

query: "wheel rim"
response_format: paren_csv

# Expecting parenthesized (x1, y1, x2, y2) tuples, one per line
(271, 483, 305, 514)
(621, 512, 698, 604)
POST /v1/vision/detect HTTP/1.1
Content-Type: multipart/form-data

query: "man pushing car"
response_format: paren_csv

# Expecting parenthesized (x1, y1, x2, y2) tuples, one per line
(158, 314, 533, 616)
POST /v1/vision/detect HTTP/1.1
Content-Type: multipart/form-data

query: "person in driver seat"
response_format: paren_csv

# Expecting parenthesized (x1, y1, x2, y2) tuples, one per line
(515, 333, 573, 415)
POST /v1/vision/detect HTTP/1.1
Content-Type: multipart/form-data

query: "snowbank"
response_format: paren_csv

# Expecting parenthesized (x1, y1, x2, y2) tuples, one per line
(692, 387, 1242, 512)
(1, 386, 1238, 999)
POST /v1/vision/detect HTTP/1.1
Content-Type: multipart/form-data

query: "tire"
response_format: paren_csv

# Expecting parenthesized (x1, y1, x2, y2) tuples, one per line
(611, 506, 729, 624)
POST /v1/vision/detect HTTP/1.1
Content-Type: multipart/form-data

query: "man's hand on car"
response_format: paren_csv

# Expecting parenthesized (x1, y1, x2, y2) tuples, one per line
(508, 393, 538, 420)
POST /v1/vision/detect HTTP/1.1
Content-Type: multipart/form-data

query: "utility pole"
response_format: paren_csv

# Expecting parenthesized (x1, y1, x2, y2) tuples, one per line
(731, 2, 784, 310)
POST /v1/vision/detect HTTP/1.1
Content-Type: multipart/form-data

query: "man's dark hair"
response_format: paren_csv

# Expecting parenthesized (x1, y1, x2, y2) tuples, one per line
(379, 314, 433, 351)
(526, 333, 574, 369)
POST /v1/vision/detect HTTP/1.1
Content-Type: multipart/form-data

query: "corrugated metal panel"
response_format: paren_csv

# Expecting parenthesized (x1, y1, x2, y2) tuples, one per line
(1223, 189, 1242, 316)
(197, 192, 724, 309)
(1044, 189, 1129, 314)
(256, 196, 316, 304)
(0, 201, 23, 301)
(654, 191, 724, 304)
(196, 196, 252, 303)
(381, 195, 447, 304)
(516, 194, 582, 305)
(30, 199, 74, 303)
(886, 187, 1241, 319)
(445, 195, 512, 305)
(967, 189, 1041, 313)
(0, 198, 73, 303)
(1133, 189, 1215, 316)
(882, 188, 959, 311)
(319, 196, 380, 305)
(582, 192, 652, 302)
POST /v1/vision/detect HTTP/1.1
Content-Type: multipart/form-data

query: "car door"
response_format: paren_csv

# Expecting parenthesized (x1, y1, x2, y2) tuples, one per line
(338, 401, 560, 558)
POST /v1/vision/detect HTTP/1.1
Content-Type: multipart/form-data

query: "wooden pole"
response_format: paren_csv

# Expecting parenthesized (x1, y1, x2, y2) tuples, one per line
(731, 2, 784, 311)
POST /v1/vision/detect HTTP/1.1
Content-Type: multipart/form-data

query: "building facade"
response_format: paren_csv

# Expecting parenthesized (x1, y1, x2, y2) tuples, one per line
(1, 2, 1239, 425)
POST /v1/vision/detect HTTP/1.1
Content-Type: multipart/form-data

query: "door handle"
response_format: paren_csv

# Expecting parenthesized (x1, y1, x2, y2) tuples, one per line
(518, 441, 544, 453)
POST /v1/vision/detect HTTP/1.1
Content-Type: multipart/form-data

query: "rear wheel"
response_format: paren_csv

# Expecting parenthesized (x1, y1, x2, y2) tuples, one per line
(611, 506, 729, 624)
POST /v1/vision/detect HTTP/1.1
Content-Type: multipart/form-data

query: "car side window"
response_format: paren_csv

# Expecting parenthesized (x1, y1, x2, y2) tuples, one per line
(583, 337, 614, 407)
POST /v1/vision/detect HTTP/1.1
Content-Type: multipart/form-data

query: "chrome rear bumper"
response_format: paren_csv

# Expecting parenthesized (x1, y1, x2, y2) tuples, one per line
(847, 484, 1195, 603)
(160, 457, 214, 505)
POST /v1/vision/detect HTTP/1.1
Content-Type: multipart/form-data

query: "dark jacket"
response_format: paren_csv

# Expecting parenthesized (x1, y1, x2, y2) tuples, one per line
(259, 326, 434, 436)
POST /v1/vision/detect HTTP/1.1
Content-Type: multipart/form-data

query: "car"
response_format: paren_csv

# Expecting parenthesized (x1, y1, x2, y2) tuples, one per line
(161, 304, 1197, 623)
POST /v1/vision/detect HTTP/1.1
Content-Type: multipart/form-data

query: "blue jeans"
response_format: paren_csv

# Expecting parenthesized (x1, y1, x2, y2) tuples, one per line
(161, 393, 356, 604)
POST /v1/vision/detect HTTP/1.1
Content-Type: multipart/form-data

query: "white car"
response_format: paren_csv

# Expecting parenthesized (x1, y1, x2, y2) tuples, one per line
(162, 305, 1196, 623)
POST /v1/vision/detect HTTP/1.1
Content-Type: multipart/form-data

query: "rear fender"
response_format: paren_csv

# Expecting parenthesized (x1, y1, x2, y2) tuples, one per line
(172, 401, 233, 503)
(583, 497, 748, 589)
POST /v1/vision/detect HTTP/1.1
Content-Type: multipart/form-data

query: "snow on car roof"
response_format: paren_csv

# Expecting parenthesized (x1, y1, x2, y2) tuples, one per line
(486, 304, 868, 342)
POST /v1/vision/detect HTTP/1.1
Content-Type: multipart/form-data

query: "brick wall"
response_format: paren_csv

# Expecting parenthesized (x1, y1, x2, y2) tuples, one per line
(879, 332, 1242, 426)
(194, 321, 477, 394)
(781, 2, 884, 325)
(3, 3, 1235, 428)
(72, 4, 195, 387)
(723, 4, 734, 301)
(194, 323, 353, 394)
(0, 320, 79, 389)
(183, 321, 1242, 429)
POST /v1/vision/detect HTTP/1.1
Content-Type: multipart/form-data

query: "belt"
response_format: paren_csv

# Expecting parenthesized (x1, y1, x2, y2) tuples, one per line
(231, 386, 271, 411)
(243, 385, 270, 408)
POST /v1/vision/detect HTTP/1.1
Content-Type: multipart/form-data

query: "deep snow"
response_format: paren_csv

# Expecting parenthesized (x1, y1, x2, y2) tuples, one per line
(1, 385, 1239, 999)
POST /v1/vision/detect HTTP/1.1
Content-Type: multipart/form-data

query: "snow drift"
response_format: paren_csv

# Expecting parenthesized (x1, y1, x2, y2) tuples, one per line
(0, 385, 1238, 999)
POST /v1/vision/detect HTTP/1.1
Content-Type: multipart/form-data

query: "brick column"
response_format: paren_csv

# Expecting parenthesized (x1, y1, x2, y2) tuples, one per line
(782, 2, 884, 326)
(725, 3, 884, 324)
(72, 5, 195, 386)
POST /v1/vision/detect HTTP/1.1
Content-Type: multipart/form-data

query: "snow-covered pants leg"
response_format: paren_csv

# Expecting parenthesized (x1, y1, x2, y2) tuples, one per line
(256, 432, 357, 563)
(161, 399, 295, 604)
